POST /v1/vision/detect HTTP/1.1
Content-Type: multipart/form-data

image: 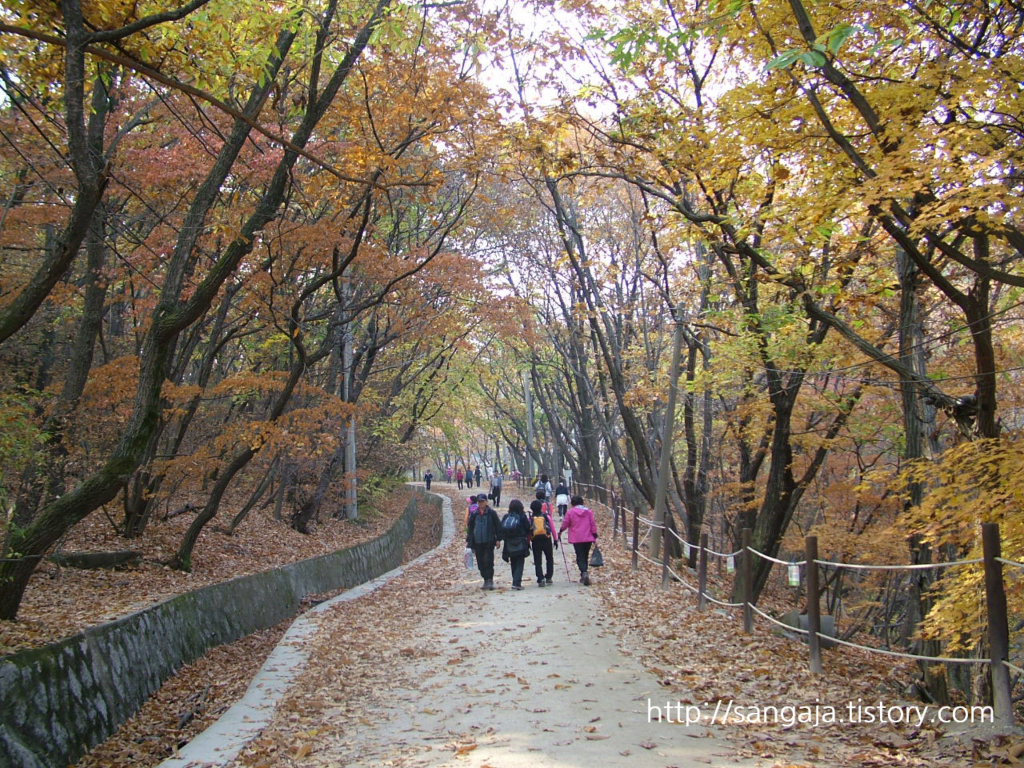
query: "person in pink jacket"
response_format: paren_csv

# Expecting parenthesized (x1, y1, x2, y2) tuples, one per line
(558, 495, 598, 585)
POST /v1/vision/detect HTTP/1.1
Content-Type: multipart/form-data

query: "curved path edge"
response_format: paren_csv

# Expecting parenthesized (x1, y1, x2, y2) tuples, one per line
(159, 490, 454, 768)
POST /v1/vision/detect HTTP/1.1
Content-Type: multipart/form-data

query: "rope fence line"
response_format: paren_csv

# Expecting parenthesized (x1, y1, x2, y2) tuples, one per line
(816, 634, 985, 665)
(817, 557, 984, 571)
(750, 603, 809, 634)
(749, 547, 807, 568)
(1004, 660, 1024, 677)
(583, 488, 1023, 724)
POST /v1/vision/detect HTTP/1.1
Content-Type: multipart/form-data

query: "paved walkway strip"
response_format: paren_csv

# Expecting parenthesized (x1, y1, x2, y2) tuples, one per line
(159, 494, 456, 768)
(162, 486, 748, 767)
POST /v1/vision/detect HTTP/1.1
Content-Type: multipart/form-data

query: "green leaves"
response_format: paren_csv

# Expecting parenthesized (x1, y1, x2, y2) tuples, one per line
(766, 45, 826, 71)
(587, 24, 697, 70)
(766, 22, 861, 71)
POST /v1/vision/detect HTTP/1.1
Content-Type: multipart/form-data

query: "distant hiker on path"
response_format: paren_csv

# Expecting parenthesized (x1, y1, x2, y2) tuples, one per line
(535, 473, 552, 502)
(456, 467, 464, 490)
(489, 472, 503, 507)
(467, 494, 501, 590)
(424, 470, 433, 490)
(500, 499, 531, 590)
(446, 467, 453, 482)
(529, 492, 557, 586)
(554, 478, 570, 518)
(474, 465, 482, 488)
(559, 495, 598, 586)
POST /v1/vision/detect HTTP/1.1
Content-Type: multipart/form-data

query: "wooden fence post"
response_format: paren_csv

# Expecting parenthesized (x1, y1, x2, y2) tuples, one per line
(661, 520, 671, 587)
(741, 528, 753, 633)
(698, 533, 708, 612)
(806, 535, 822, 674)
(632, 507, 639, 571)
(982, 522, 1014, 726)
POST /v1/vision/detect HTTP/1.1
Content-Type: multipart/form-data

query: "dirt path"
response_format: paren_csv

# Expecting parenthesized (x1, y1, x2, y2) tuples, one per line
(218, 485, 753, 768)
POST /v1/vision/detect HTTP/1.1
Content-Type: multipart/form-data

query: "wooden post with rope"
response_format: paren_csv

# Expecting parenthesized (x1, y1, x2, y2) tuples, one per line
(697, 532, 708, 611)
(632, 507, 639, 571)
(806, 535, 822, 674)
(982, 522, 1014, 726)
(741, 528, 753, 633)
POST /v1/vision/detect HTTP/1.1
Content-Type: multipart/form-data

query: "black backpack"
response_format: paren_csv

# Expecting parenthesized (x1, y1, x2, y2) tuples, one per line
(500, 511, 523, 538)
(471, 510, 495, 545)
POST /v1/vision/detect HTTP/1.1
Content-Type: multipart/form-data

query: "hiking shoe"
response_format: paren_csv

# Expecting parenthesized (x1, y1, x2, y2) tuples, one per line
(545, 578, 553, 585)
(484, 580, 495, 590)
(513, 584, 523, 590)
(581, 572, 590, 586)
(538, 580, 546, 587)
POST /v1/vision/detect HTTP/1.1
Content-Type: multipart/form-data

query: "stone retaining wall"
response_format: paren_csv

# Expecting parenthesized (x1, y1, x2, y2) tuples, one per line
(0, 489, 438, 768)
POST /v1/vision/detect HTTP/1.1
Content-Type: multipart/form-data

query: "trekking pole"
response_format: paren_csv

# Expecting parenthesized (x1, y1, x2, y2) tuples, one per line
(559, 538, 573, 582)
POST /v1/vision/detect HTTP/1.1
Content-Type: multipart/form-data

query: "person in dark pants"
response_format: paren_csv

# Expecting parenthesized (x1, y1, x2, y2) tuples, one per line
(558, 495, 598, 586)
(490, 472, 503, 507)
(424, 470, 433, 490)
(474, 465, 482, 488)
(529, 493, 557, 586)
(467, 494, 501, 590)
(554, 478, 570, 518)
(500, 499, 531, 590)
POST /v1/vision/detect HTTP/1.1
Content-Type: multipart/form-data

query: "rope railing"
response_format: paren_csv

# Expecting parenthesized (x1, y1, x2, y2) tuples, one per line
(816, 557, 984, 571)
(750, 603, 809, 634)
(1004, 660, 1024, 677)
(814, 633, 984, 665)
(579, 488, 1023, 724)
(749, 547, 806, 567)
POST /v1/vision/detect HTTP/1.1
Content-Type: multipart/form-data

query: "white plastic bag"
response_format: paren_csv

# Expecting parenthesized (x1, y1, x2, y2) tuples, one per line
(464, 547, 474, 569)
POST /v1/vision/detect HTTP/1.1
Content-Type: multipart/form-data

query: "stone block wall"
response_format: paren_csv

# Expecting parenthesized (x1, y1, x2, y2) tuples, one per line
(0, 489, 439, 768)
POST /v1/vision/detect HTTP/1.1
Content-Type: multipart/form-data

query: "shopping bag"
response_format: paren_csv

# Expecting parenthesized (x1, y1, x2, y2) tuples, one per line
(464, 547, 474, 569)
(589, 544, 604, 568)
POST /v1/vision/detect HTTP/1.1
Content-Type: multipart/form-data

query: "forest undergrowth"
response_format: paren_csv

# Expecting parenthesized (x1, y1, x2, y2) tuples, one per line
(4, 483, 1018, 768)
(596, 535, 1021, 767)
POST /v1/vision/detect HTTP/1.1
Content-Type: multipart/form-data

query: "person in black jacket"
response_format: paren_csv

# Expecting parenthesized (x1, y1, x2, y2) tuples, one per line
(529, 494, 557, 586)
(553, 478, 570, 518)
(500, 499, 531, 590)
(467, 494, 501, 590)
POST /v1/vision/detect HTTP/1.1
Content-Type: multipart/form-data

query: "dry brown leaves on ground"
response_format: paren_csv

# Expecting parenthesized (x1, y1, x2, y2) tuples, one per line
(0, 488, 412, 654)
(71, 493, 441, 768)
(225, 506, 462, 768)
(593, 536, 1013, 767)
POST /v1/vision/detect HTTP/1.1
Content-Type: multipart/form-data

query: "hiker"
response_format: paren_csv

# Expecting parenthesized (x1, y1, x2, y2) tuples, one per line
(424, 470, 433, 490)
(456, 467, 464, 490)
(530, 491, 557, 586)
(535, 473, 552, 502)
(554, 477, 570, 518)
(446, 466, 453, 483)
(558, 495, 598, 586)
(474, 465, 482, 488)
(465, 495, 478, 529)
(490, 472, 503, 507)
(500, 498, 531, 590)
(467, 494, 501, 590)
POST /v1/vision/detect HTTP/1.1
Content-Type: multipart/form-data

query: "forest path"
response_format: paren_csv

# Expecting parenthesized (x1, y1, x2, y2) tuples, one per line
(262, 484, 754, 768)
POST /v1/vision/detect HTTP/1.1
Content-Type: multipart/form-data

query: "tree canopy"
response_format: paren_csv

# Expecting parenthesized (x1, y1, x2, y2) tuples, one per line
(2, 0, 1023, 706)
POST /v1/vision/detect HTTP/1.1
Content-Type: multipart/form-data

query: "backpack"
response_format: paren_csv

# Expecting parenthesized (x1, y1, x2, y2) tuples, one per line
(470, 509, 494, 545)
(500, 511, 523, 538)
(532, 513, 551, 539)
